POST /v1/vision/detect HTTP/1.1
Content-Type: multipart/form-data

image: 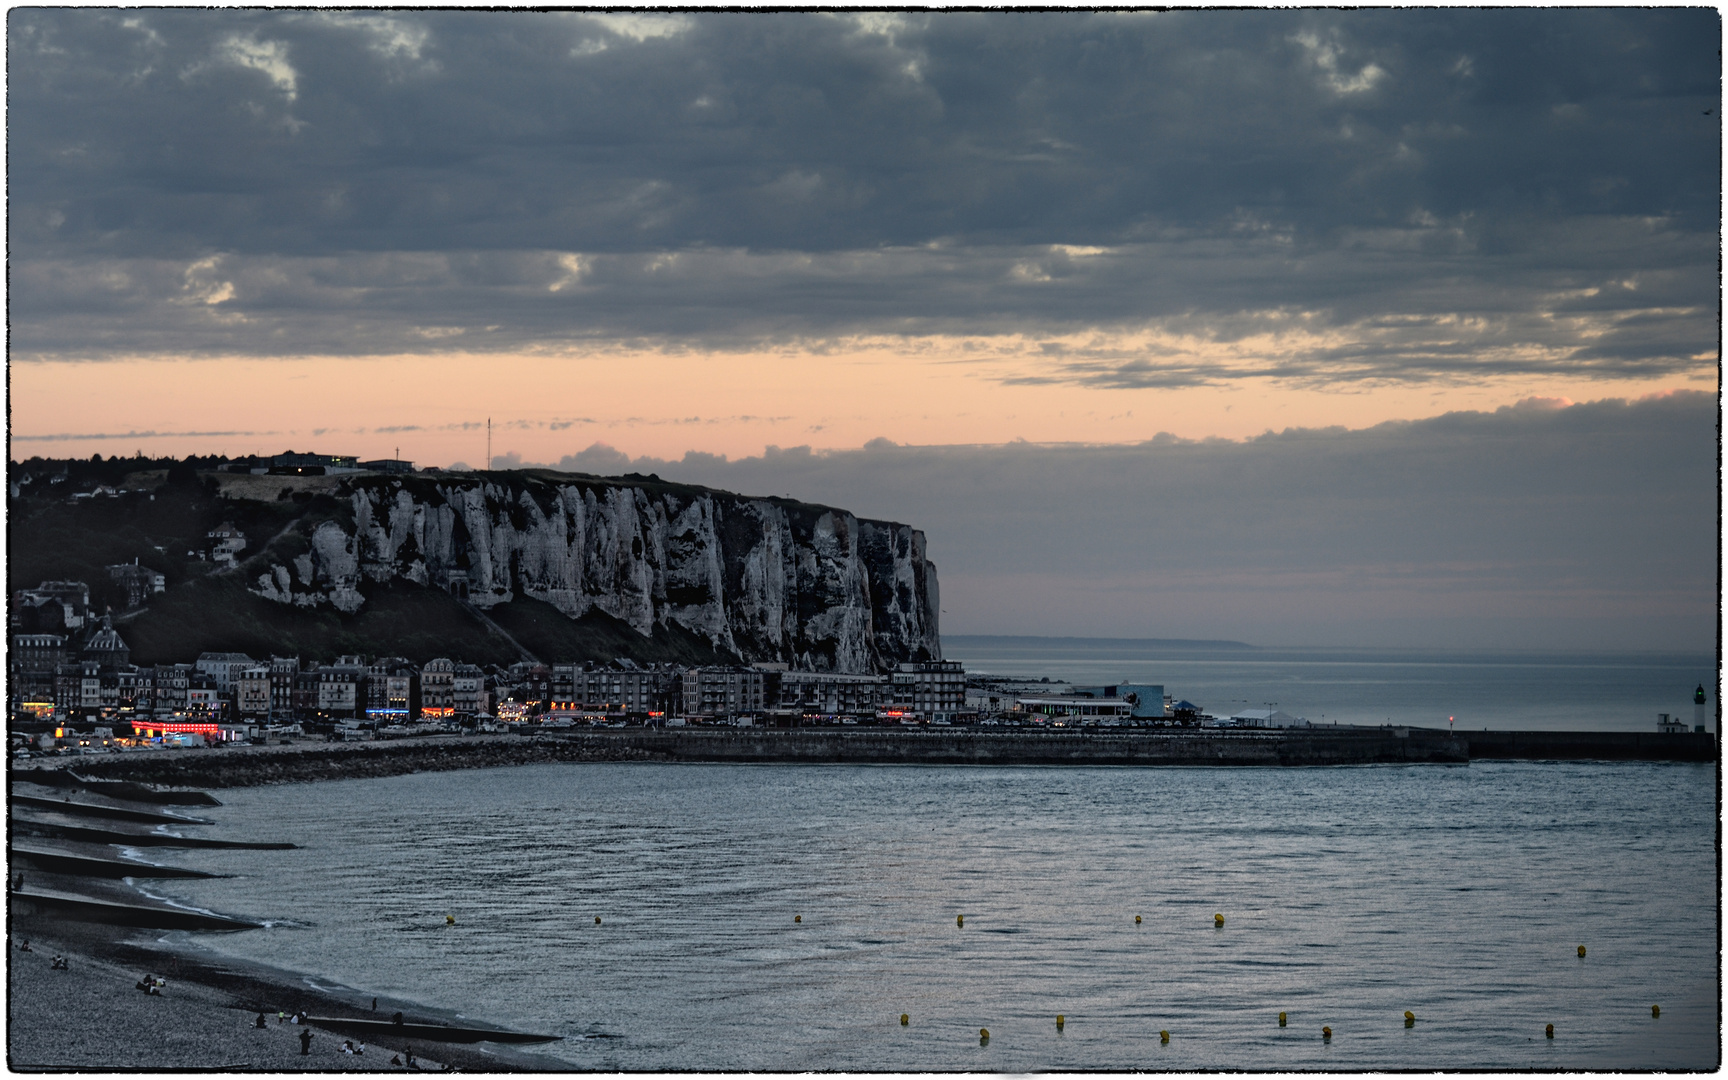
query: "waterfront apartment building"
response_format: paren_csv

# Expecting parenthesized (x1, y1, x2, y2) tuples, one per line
(237, 666, 272, 718)
(316, 657, 368, 719)
(195, 652, 257, 693)
(10, 633, 67, 707)
(269, 657, 300, 718)
(366, 659, 416, 721)
(420, 658, 456, 718)
(891, 661, 966, 720)
(777, 669, 886, 717)
(681, 666, 776, 719)
(551, 663, 676, 717)
(452, 664, 487, 716)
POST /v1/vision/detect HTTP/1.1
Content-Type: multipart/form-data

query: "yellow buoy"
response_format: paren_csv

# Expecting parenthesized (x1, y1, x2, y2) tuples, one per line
(979, 1028, 989, 1044)
(900, 1014, 909, 1026)
(1056, 1014, 1065, 1030)
(1278, 1011, 1286, 1027)
(1160, 1030, 1169, 1044)
(445, 914, 454, 925)
(957, 915, 964, 928)
(594, 916, 602, 925)
(1135, 915, 1142, 924)
(794, 915, 801, 923)
(1214, 913, 1225, 927)
(1322, 1026, 1332, 1040)
(1577, 945, 1586, 958)
(1404, 1011, 1415, 1028)
(1652, 1005, 1660, 1018)
(1546, 1024, 1554, 1039)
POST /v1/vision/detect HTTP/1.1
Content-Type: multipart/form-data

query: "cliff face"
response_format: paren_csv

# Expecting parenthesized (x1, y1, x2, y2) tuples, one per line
(249, 474, 940, 673)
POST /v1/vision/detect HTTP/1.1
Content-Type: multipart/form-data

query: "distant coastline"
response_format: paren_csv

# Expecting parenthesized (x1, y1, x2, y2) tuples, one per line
(945, 634, 1256, 651)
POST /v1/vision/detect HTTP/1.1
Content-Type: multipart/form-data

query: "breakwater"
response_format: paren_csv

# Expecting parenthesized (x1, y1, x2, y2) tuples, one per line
(37, 726, 1714, 791)
(1465, 729, 1716, 761)
(603, 726, 1470, 766)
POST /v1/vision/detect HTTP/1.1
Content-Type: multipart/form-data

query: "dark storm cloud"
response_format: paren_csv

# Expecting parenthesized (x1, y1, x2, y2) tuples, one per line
(9, 10, 1718, 380)
(523, 391, 1717, 651)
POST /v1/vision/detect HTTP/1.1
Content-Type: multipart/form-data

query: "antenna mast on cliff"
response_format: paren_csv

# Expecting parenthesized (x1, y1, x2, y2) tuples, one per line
(487, 418, 492, 472)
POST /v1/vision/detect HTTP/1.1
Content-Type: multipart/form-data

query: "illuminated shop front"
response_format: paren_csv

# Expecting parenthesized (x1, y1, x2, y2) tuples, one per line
(129, 720, 249, 742)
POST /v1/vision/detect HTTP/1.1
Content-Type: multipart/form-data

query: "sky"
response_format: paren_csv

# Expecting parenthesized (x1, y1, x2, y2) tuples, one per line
(7, 10, 1721, 650)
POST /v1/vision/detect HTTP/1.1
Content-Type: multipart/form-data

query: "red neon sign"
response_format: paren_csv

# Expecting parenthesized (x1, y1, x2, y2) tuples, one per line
(131, 721, 220, 735)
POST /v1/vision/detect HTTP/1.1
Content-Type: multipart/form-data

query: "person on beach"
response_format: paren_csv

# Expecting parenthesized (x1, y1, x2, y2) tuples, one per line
(342, 1040, 355, 1054)
(255, 1012, 267, 1029)
(392, 1011, 405, 1026)
(18, 939, 30, 952)
(278, 1010, 285, 1024)
(299, 1028, 313, 1055)
(390, 1054, 402, 1066)
(356, 1042, 366, 1055)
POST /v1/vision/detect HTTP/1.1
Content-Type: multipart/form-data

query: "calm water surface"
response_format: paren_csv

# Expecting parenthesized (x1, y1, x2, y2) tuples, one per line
(153, 761, 1717, 1070)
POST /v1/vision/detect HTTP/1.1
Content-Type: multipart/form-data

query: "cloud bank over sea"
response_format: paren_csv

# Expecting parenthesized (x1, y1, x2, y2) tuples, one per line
(502, 393, 1716, 652)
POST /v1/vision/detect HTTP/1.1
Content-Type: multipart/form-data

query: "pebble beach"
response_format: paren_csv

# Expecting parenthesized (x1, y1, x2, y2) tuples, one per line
(8, 912, 566, 1072)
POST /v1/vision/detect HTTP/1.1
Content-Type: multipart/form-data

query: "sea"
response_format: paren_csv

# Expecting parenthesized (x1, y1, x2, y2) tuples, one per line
(144, 761, 1715, 1071)
(944, 636, 1719, 732)
(141, 642, 1719, 1071)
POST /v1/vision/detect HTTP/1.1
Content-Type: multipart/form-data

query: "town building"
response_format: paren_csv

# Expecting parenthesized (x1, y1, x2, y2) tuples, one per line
(551, 662, 676, 718)
(452, 663, 487, 716)
(1012, 696, 1134, 722)
(777, 669, 886, 717)
(205, 524, 248, 566)
(891, 660, 966, 721)
(12, 581, 90, 634)
(269, 656, 301, 718)
(83, 616, 133, 671)
(681, 666, 776, 719)
(366, 659, 416, 722)
(196, 652, 257, 694)
(420, 658, 456, 719)
(106, 560, 166, 608)
(316, 657, 368, 719)
(10, 633, 68, 709)
(271, 451, 361, 473)
(237, 666, 273, 718)
(152, 664, 194, 715)
(185, 675, 223, 718)
(115, 666, 155, 714)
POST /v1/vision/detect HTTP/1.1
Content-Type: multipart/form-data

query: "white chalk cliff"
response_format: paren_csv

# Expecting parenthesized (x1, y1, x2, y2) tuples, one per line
(250, 474, 940, 673)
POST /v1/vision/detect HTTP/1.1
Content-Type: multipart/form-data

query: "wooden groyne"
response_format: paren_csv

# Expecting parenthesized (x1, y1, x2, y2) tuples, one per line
(300, 1016, 562, 1045)
(9, 887, 262, 931)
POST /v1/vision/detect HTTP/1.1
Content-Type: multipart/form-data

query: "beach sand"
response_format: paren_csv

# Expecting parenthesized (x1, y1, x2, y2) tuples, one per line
(7, 919, 568, 1072)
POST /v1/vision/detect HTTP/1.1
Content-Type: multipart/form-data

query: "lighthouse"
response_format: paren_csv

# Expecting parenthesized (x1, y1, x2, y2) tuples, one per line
(1694, 684, 1707, 732)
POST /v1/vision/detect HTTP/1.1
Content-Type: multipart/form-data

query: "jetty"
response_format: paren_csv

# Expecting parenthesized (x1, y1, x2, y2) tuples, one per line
(593, 725, 1475, 766)
(25, 725, 1715, 792)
